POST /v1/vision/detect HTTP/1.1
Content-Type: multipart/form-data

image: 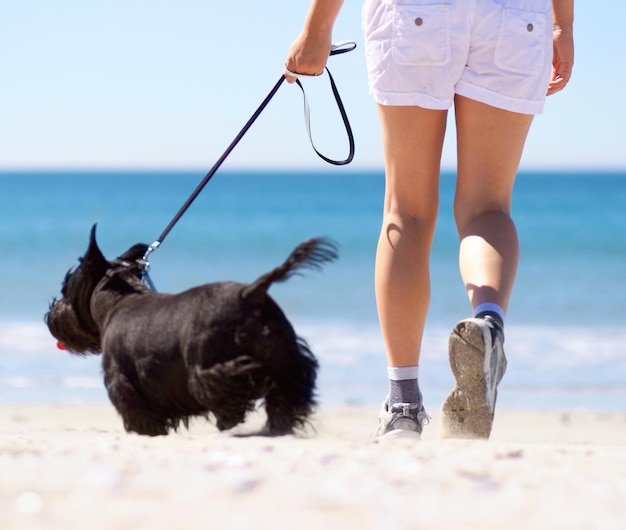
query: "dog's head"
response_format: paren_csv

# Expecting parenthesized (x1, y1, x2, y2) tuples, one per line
(45, 225, 148, 355)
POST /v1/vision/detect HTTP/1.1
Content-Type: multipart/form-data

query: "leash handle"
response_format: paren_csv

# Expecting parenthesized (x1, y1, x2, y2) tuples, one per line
(295, 66, 355, 166)
(288, 40, 356, 165)
(284, 41, 357, 77)
(330, 40, 357, 56)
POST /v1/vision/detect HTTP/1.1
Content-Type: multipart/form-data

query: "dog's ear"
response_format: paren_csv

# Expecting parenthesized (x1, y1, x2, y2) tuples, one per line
(117, 243, 149, 263)
(81, 224, 109, 274)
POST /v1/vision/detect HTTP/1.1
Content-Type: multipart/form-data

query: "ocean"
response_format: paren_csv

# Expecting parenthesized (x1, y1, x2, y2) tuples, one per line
(1, 169, 625, 412)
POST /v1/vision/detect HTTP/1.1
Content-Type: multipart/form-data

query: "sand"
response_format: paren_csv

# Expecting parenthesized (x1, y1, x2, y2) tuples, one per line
(1, 403, 625, 530)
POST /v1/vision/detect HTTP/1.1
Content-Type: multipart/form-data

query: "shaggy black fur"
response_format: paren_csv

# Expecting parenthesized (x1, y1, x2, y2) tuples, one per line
(45, 226, 337, 437)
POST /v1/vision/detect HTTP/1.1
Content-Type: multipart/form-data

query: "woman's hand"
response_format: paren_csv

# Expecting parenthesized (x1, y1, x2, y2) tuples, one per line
(284, 0, 343, 83)
(284, 32, 332, 83)
(547, 25, 574, 95)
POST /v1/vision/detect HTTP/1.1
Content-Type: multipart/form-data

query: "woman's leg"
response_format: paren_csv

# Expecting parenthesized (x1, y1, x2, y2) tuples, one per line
(442, 95, 534, 439)
(454, 95, 533, 311)
(374, 104, 447, 426)
(375, 104, 447, 367)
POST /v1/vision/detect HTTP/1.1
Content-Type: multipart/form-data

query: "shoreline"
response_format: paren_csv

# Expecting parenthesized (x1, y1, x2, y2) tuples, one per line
(2, 404, 625, 529)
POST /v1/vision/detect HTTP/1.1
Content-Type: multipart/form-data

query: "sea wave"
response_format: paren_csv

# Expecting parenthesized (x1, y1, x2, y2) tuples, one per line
(2, 319, 624, 410)
(2, 319, 625, 370)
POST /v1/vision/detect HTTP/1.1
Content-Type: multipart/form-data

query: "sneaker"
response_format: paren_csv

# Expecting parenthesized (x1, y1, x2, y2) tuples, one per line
(441, 316, 507, 439)
(374, 398, 430, 439)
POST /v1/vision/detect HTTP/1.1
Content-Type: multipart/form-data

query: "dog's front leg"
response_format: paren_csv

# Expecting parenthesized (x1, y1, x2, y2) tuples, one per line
(104, 357, 170, 436)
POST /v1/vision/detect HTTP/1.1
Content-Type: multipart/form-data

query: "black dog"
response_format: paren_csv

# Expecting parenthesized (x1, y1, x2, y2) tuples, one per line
(45, 226, 337, 437)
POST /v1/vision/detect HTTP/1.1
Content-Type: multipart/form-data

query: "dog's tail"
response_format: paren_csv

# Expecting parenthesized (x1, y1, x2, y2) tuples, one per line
(242, 238, 338, 301)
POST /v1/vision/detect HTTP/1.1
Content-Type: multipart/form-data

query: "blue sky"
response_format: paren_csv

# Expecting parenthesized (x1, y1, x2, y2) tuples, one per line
(1, 1, 624, 171)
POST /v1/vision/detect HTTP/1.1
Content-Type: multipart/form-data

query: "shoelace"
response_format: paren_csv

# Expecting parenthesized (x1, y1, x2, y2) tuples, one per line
(389, 403, 431, 428)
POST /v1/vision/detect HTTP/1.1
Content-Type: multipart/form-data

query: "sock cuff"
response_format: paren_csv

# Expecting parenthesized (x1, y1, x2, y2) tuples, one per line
(387, 365, 419, 381)
(473, 302, 506, 323)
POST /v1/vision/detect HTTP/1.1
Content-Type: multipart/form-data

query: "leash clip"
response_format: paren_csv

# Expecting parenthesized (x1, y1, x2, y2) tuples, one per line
(141, 240, 161, 291)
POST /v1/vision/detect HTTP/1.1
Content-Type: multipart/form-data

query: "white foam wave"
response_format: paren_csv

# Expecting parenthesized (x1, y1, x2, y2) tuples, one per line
(3, 319, 625, 370)
(1, 318, 624, 409)
(298, 320, 626, 370)
(0, 321, 56, 355)
(0, 375, 101, 389)
(507, 325, 626, 368)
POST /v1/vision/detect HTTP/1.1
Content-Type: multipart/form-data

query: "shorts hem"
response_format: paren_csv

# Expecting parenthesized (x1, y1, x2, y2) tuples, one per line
(370, 89, 452, 110)
(455, 81, 545, 115)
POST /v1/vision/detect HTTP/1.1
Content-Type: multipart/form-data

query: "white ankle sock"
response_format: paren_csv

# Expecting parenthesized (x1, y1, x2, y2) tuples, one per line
(387, 365, 419, 381)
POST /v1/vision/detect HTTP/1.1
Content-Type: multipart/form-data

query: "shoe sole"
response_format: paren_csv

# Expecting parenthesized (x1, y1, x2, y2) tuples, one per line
(441, 319, 505, 439)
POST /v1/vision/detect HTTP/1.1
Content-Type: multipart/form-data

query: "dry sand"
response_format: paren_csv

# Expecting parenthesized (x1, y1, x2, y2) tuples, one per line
(1, 403, 625, 530)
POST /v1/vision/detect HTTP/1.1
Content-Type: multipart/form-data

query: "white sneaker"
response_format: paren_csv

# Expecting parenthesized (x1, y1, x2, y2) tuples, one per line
(441, 316, 507, 439)
(374, 398, 430, 439)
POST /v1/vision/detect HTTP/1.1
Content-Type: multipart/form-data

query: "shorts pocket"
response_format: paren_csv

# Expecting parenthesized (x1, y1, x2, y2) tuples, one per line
(391, 4, 451, 66)
(495, 8, 548, 75)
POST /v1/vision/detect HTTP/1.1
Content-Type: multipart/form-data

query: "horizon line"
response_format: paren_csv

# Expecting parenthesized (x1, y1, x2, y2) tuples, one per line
(1, 166, 625, 175)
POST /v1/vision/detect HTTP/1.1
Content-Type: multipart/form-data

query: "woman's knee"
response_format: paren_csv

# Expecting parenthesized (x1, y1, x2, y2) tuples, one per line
(381, 209, 438, 249)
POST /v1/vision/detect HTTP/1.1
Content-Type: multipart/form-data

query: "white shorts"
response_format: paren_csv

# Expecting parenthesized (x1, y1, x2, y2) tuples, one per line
(362, 0, 554, 114)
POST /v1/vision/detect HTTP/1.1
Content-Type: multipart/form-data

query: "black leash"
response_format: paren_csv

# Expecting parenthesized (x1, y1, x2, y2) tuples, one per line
(294, 41, 356, 166)
(297, 66, 355, 166)
(141, 41, 356, 290)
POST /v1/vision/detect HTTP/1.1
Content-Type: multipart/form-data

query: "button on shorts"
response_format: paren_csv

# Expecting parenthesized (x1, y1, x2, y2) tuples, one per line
(362, 0, 554, 114)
